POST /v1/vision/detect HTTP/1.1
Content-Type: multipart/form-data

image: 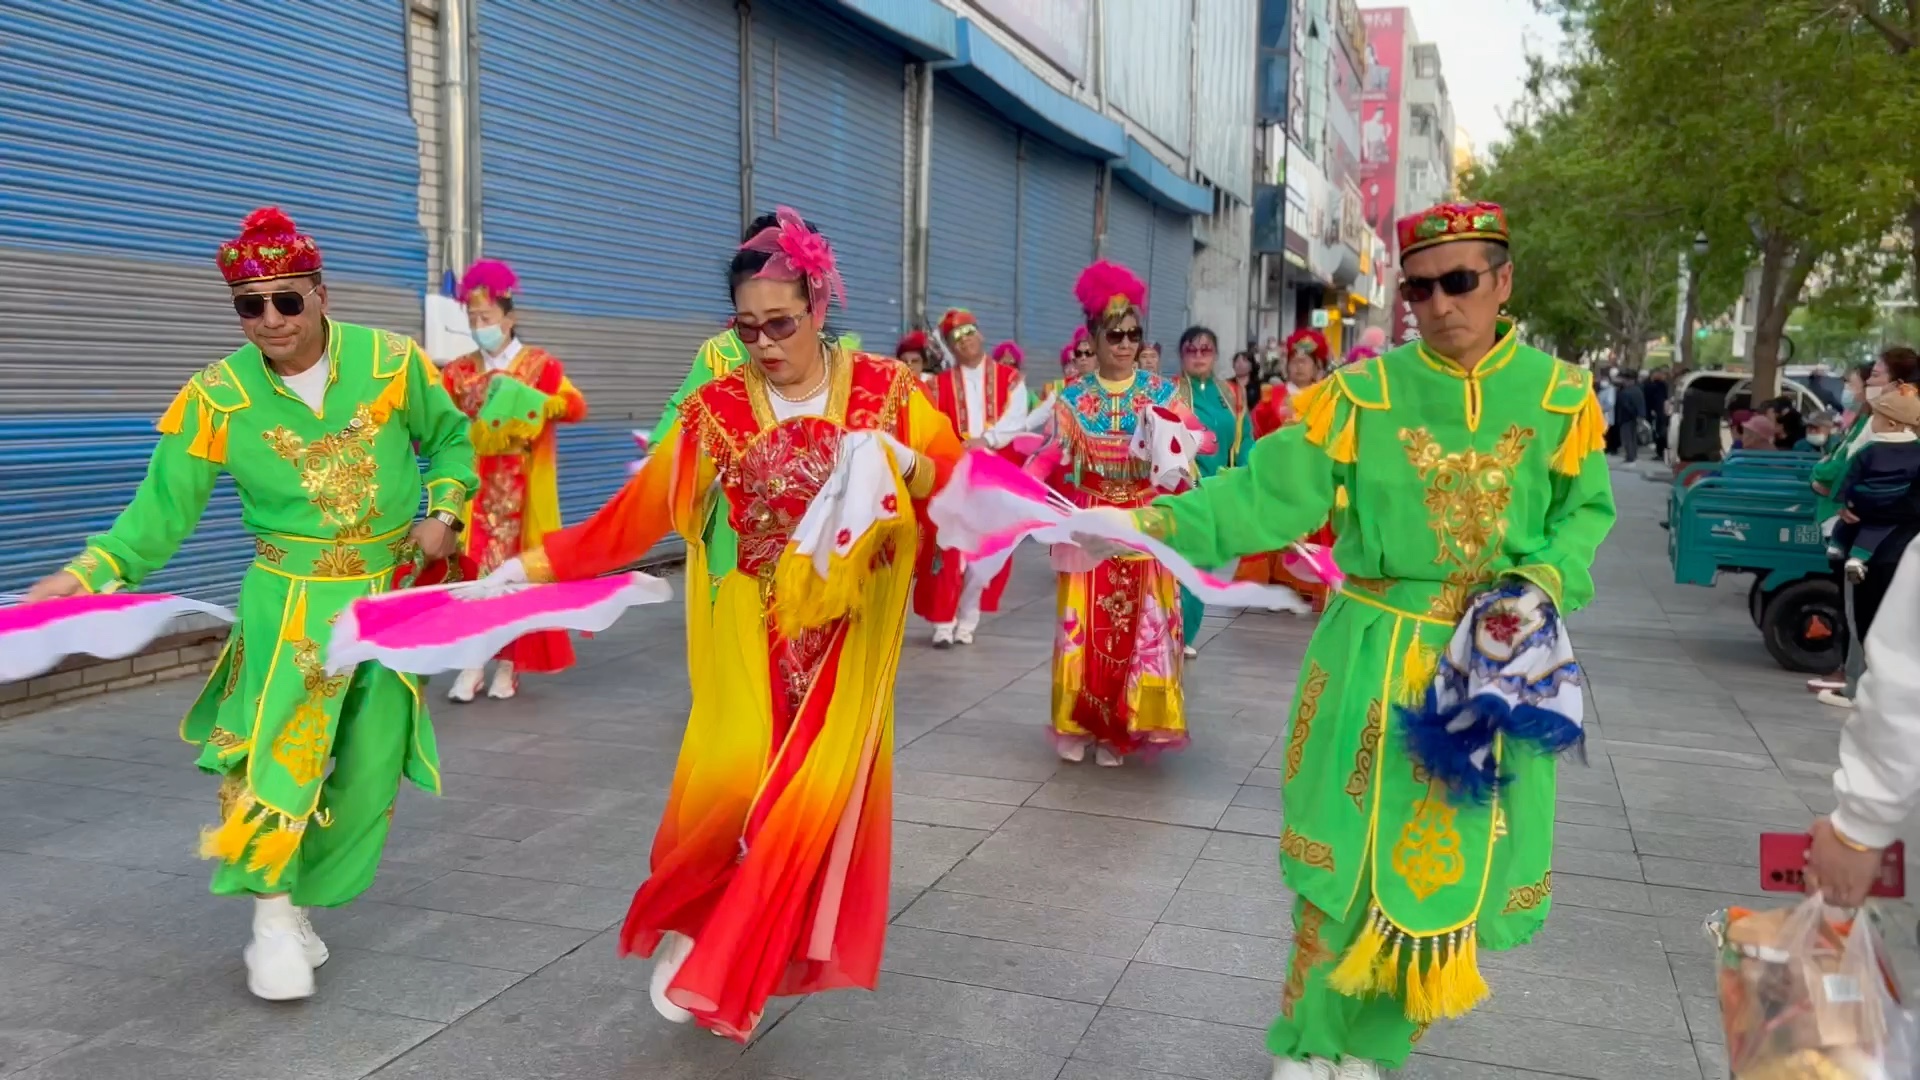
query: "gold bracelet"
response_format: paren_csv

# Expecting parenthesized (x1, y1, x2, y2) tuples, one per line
(1831, 823, 1876, 853)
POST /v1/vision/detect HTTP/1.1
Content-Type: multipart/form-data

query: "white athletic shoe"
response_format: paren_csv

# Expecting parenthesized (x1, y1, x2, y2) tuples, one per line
(486, 661, 517, 700)
(931, 625, 955, 649)
(954, 627, 975, 646)
(246, 898, 316, 1001)
(1056, 737, 1090, 763)
(1335, 1058, 1385, 1080)
(294, 906, 328, 968)
(1271, 1058, 1337, 1080)
(447, 668, 484, 703)
(1817, 689, 1855, 709)
(649, 931, 695, 1024)
(1183, 645, 1199, 659)
(1094, 746, 1124, 767)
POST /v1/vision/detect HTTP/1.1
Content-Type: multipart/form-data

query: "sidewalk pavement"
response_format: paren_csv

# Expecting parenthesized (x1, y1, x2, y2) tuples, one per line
(0, 458, 1908, 1080)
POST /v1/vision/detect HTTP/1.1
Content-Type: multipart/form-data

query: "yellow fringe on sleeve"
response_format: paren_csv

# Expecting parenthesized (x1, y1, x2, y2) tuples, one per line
(181, 396, 230, 464)
(771, 472, 912, 637)
(1551, 392, 1606, 476)
(1295, 379, 1340, 446)
(186, 398, 215, 459)
(1328, 409, 1359, 464)
(368, 372, 408, 425)
(156, 385, 191, 435)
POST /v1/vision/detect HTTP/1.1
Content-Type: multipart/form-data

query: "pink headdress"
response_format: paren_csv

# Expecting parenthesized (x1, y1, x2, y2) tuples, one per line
(1073, 260, 1148, 323)
(739, 206, 847, 324)
(1059, 326, 1090, 369)
(457, 258, 518, 305)
(991, 340, 1024, 367)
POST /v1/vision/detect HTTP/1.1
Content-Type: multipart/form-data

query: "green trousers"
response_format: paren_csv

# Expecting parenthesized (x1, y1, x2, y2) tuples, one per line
(209, 662, 412, 907)
(1273, 886, 1426, 1068)
(1179, 584, 1205, 648)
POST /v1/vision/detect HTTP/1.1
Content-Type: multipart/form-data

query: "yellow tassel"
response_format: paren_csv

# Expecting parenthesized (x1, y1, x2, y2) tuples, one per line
(157, 385, 191, 435)
(1551, 393, 1606, 476)
(206, 413, 229, 464)
(770, 517, 896, 639)
(245, 818, 305, 888)
(1328, 409, 1359, 463)
(1404, 937, 1433, 1022)
(1297, 380, 1341, 447)
(1334, 485, 1350, 510)
(1439, 928, 1491, 1019)
(284, 590, 308, 641)
(368, 373, 408, 425)
(1327, 908, 1389, 997)
(1374, 932, 1404, 996)
(1398, 633, 1439, 706)
(198, 791, 264, 864)
(186, 398, 216, 460)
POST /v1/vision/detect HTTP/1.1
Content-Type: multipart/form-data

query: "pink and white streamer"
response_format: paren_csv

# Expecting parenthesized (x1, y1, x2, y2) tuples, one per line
(928, 450, 1313, 613)
(326, 573, 672, 676)
(0, 593, 234, 683)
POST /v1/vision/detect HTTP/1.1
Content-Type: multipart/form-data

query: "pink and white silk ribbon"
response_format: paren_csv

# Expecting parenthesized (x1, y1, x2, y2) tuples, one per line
(0, 593, 234, 683)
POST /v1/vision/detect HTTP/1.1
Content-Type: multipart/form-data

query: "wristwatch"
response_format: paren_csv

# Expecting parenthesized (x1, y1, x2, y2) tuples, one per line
(429, 509, 464, 534)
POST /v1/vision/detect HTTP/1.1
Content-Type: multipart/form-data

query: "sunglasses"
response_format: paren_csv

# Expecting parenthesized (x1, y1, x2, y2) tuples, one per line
(1105, 328, 1144, 345)
(734, 315, 803, 344)
(1181, 344, 1217, 357)
(1399, 267, 1494, 304)
(1072, 347, 1095, 359)
(232, 284, 320, 320)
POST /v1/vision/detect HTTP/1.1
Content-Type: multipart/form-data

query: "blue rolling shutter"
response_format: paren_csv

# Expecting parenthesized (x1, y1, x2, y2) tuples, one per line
(477, 0, 739, 423)
(927, 82, 1020, 347)
(1017, 137, 1098, 363)
(1151, 207, 1195, 346)
(0, 0, 423, 604)
(753, 0, 906, 349)
(1104, 183, 1156, 295)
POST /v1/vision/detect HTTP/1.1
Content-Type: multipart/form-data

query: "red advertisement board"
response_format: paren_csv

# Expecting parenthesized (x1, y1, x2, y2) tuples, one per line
(1360, 8, 1403, 251)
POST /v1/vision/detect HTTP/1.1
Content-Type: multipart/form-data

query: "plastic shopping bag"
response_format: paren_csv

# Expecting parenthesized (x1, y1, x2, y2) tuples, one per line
(1708, 896, 1918, 1078)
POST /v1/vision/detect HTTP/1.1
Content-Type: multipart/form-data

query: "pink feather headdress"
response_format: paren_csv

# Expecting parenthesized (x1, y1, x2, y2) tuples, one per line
(991, 340, 1024, 367)
(457, 259, 518, 304)
(1059, 326, 1090, 369)
(1073, 260, 1147, 323)
(739, 206, 847, 324)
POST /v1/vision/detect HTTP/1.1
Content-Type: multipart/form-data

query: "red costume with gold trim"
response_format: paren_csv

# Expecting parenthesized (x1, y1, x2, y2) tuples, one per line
(527, 349, 962, 1041)
(912, 356, 1023, 623)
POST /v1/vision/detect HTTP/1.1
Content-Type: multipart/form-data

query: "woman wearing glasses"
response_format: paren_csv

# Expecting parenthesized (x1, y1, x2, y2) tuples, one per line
(438, 260, 589, 701)
(1174, 325, 1247, 653)
(473, 209, 962, 1040)
(1039, 260, 1195, 766)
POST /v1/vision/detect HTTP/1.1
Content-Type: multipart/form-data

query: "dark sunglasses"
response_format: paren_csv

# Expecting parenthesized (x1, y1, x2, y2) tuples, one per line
(734, 315, 802, 344)
(1399, 267, 1494, 304)
(232, 284, 320, 320)
(1105, 327, 1144, 345)
(1181, 344, 1217, 356)
(1071, 347, 1095, 359)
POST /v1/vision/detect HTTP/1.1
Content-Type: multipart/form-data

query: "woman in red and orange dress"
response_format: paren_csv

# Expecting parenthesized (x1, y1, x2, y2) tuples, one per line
(1238, 329, 1336, 609)
(440, 260, 588, 700)
(476, 209, 962, 1041)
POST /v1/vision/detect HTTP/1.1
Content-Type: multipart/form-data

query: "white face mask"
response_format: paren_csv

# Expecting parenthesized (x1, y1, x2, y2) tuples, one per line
(1806, 433, 1829, 448)
(473, 324, 507, 354)
(1866, 384, 1888, 403)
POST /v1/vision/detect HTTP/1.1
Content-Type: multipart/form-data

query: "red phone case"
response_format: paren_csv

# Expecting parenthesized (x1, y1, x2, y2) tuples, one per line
(1759, 832, 1906, 898)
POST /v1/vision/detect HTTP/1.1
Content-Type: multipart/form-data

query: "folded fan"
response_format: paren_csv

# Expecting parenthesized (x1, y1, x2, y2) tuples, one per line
(0, 593, 234, 683)
(325, 573, 672, 675)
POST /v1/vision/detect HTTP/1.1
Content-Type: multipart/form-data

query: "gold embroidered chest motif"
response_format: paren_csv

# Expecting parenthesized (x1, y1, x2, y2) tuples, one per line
(1399, 423, 1535, 621)
(263, 403, 385, 534)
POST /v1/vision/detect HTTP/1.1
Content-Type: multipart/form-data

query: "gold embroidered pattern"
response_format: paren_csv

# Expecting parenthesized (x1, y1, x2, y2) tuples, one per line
(1282, 901, 1333, 1018)
(71, 551, 101, 574)
(291, 639, 347, 700)
(221, 635, 246, 700)
(1492, 805, 1509, 839)
(1503, 871, 1552, 914)
(1288, 662, 1330, 782)
(1281, 825, 1336, 872)
(312, 542, 369, 579)
(263, 403, 385, 531)
(1413, 760, 1432, 785)
(1398, 424, 1535, 620)
(201, 362, 227, 387)
(272, 702, 331, 787)
(207, 726, 246, 751)
(1346, 699, 1383, 811)
(1391, 796, 1465, 901)
(216, 771, 248, 820)
(254, 539, 287, 565)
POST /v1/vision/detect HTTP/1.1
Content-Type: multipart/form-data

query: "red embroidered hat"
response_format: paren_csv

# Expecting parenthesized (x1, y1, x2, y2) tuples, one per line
(939, 308, 979, 341)
(216, 207, 322, 284)
(896, 330, 929, 356)
(1396, 201, 1510, 261)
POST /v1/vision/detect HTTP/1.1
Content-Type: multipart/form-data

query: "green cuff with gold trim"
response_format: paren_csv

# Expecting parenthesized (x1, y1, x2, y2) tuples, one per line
(62, 546, 124, 594)
(1507, 563, 1565, 610)
(425, 479, 468, 518)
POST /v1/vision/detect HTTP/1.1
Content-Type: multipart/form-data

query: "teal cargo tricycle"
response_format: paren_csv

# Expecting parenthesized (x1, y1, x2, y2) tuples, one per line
(1667, 450, 1841, 672)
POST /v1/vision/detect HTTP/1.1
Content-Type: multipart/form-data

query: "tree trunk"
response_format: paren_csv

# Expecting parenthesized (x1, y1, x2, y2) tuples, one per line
(1748, 233, 1817, 401)
(1909, 197, 1920, 304)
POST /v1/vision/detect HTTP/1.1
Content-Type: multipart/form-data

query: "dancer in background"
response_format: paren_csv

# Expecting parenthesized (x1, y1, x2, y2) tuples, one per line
(1174, 324, 1246, 656)
(440, 259, 587, 701)
(897, 329, 934, 387)
(472, 209, 961, 1041)
(992, 340, 1038, 409)
(1042, 261, 1193, 766)
(1254, 329, 1331, 438)
(1127, 202, 1615, 1078)
(915, 309, 1028, 646)
(23, 208, 475, 1001)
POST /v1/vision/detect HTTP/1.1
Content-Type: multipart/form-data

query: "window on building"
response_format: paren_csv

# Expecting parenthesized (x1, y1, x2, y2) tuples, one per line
(1415, 53, 1438, 79)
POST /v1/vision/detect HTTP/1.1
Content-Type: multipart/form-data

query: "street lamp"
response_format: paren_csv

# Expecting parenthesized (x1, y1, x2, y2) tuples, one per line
(1676, 231, 1709, 371)
(1693, 230, 1710, 258)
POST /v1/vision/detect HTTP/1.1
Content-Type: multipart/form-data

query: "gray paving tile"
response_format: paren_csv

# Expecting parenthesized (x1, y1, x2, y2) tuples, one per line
(1639, 855, 1768, 897)
(1213, 806, 1283, 836)
(1419, 1009, 1702, 1079)
(1552, 872, 1655, 915)
(1135, 922, 1288, 981)
(1554, 821, 1637, 853)
(390, 870, 630, 931)
(10, 1039, 256, 1080)
(464, 840, 652, 890)
(1025, 778, 1231, 828)
(0, 1029, 85, 1077)
(1070, 1007, 1272, 1080)
(879, 926, 1127, 1004)
(1553, 846, 1645, 882)
(1196, 831, 1275, 867)
(1157, 887, 1293, 939)
(314, 946, 527, 1023)
(1179, 857, 1288, 900)
(1054, 1061, 1189, 1080)
(1104, 961, 1280, 1029)
(735, 1012, 1063, 1080)
(892, 793, 1019, 831)
(893, 768, 1040, 806)
(892, 891, 1156, 959)
(1481, 967, 1689, 1037)
(891, 822, 989, 889)
(322, 901, 597, 973)
(800, 972, 1097, 1056)
(895, 733, 1063, 783)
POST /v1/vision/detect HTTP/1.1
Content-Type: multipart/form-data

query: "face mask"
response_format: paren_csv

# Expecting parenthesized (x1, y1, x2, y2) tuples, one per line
(1843, 388, 1860, 409)
(473, 325, 507, 353)
(1866, 384, 1888, 404)
(1806, 433, 1828, 448)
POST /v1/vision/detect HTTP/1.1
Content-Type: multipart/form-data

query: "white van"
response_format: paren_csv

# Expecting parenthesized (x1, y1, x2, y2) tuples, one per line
(1666, 370, 1829, 465)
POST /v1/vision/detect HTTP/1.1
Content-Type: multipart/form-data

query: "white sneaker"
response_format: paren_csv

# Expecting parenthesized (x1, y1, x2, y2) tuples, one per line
(1271, 1058, 1337, 1080)
(1335, 1059, 1384, 1080)
(486, 661, 517, 700)
(954, 627, 975, 646)
(1057, 737, 1090, 763)
(649, 931, 695, 1024)
(1183, 645, 1199, 659)
(1095, 746, 1124, 767)
(294, 906, 328, 968)
(1817, 689, 1855, 709)
(246, 898, 316, 1001)
(447, 668, 484, 703)
(931, 625, 955, 649)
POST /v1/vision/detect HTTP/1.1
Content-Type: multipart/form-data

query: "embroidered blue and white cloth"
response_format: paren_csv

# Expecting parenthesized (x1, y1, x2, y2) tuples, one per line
(1402, 581, 1585, 803)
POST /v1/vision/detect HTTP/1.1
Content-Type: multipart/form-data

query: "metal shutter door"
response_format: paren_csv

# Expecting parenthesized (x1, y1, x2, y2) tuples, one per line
(1017, 138, 1098, 362)
(927, 82, 1020, 346)
(1104, 183, 1156, 295)
(477, 0, 739, 423)
(1151, 207, 1194, 347)
(753, 0, 906, 348)
(0, 0, 424, 604)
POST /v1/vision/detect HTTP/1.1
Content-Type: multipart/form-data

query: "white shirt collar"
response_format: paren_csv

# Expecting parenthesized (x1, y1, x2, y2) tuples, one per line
(483, 338, 523, 371)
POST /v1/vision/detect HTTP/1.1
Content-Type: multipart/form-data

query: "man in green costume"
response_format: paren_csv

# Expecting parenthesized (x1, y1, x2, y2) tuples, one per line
(24, 208, 476, 1002)
(650, 327, 748, 590)
(1128, 202, 1616, 1078)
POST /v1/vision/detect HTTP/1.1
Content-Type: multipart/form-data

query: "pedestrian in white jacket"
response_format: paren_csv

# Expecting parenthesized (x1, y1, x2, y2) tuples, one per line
(1806, 540, 1920, 905)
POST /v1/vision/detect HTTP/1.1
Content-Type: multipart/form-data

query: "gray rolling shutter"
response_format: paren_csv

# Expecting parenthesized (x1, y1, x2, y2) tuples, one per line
(1151, 207, 1195, 342)
(927, 82, 1020, 347)
(1104, 183, 1157, 296)
(1017, 137, 1099, 363)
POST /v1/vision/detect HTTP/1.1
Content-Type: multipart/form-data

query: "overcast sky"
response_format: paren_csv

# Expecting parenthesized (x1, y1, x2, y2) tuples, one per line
(1382, 0, 1565, 155)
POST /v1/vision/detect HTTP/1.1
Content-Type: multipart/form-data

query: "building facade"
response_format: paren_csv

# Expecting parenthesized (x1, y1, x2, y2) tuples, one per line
(0, 0, 1256, 602)
(1359, 5, 1454, 346)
